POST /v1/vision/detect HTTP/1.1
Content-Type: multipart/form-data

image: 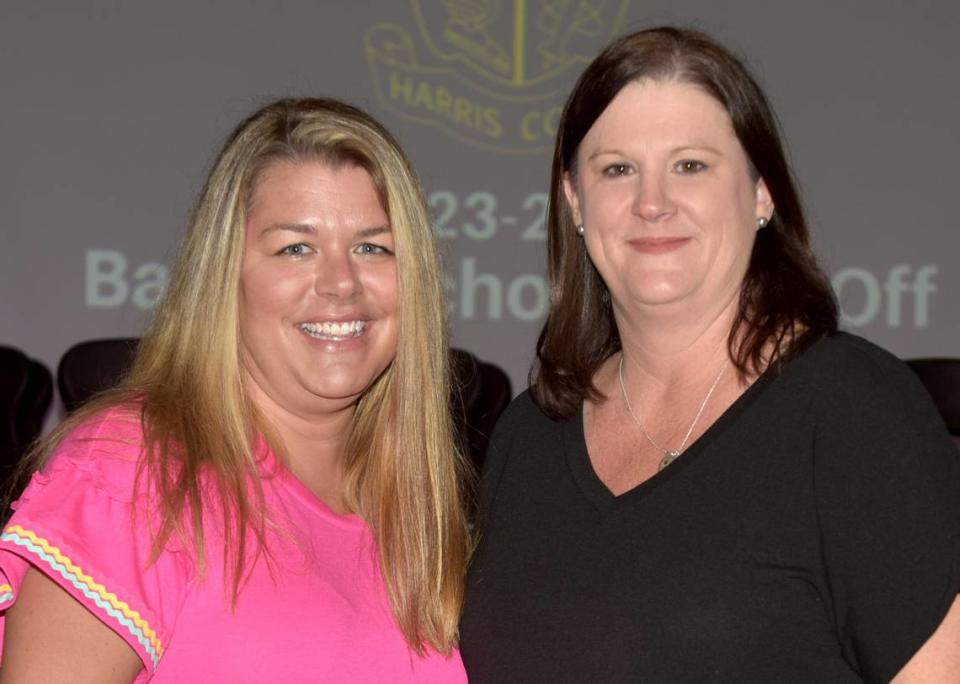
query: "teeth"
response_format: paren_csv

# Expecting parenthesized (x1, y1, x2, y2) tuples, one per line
(300, 321, 366, 339)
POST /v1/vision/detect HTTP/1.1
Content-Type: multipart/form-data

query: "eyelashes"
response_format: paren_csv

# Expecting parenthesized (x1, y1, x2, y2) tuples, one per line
(602, 163, 632, 177)
(275, 242, 394, 258)
(277, 242, 312, 256)
(599, 159, 709, 178)
(675, 160, 707, 174)
(355, 242, 393, 256)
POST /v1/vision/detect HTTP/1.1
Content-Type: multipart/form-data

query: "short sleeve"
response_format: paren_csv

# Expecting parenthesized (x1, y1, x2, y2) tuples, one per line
(0, 409, 191, 677)
(813, 340, 960, 682)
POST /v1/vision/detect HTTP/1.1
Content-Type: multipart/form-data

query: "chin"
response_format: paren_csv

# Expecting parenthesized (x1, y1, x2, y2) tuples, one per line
(625, 275, 693, 307)
(304, 366, 388, 403)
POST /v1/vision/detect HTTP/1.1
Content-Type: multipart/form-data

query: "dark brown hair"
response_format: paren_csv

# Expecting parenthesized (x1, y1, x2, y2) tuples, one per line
(534, 27, 838, 418)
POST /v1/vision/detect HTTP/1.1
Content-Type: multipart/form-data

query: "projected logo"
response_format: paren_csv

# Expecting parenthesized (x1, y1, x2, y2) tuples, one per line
(365, 0, 630, 154)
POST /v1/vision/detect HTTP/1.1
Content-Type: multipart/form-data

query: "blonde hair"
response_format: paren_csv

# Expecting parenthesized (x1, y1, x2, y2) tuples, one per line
(14, 99, 469, 654)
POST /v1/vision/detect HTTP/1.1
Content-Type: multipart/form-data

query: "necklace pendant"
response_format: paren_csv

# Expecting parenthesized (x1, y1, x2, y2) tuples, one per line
(618, 353, 727, 475)
(659, 450, 681, 471)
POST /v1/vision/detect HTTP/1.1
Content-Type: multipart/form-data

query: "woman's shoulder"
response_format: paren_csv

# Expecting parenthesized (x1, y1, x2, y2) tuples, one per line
(803, 331, 904, 364)
(484, 389, 573, 466)
(492, 388, 563, 437)
(3, 402, 185, 677)
(499, 388, 540, 419)
(787, 332, 948, 441)
(62, 402, 144, 443)
(39, 403, 148, 503)
(789, 332, 919, 394)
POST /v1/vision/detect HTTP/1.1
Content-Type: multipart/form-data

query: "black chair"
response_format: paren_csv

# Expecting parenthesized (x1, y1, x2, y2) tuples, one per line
(54, 338, 513, 470)
(57, 338, 139, 413)
(450, 348, 512, 473)
(0, 345, 53, 474)
(905, 358, 960, 437)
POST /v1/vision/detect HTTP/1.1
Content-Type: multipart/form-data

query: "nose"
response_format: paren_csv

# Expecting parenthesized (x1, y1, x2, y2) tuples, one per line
(314, 252, 362, 298)
(631, 171, 676, 222)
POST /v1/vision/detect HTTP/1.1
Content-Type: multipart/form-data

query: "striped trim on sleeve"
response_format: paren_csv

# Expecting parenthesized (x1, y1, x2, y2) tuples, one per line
(0, 524, 163, 670)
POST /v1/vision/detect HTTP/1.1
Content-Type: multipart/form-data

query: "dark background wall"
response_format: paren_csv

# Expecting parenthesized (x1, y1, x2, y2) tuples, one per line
(3, 1, 958, 416)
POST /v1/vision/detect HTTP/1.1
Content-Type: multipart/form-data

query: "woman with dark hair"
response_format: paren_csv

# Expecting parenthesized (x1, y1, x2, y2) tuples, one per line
(0, 99, 469, 681)
(461, 28, 960, 682)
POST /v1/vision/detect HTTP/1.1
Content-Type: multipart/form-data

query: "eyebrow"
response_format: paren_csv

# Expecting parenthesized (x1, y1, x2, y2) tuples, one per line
(586, 144, 724, 161)
(258, 223, 392, 240)
(671, 144, 723, 156)
(585, 148, 625, 162)
(356, 226, 392, 238)
(258, 223, 315, 239)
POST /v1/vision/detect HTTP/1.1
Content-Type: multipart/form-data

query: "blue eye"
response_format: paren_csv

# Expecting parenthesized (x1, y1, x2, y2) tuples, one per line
(278, 242, 312, 256)
(356, 242, 393, 256)
(675, 160, 707, 173)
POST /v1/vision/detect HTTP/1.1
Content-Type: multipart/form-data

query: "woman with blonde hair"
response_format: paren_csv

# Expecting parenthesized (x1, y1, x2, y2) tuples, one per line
(0, 98, 469, 681)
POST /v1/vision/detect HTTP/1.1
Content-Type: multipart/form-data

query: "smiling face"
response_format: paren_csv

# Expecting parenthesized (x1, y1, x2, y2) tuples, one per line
(239, 161, 399, 417)
(564, 79, 773, 323)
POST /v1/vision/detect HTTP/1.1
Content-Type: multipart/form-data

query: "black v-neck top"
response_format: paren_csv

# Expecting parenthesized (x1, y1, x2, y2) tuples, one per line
(563, 358, 771, 514)
(460, 334, 960, 683)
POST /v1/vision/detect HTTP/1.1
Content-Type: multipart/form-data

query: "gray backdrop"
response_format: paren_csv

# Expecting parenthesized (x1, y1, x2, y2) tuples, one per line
(3, 1, 958, 416)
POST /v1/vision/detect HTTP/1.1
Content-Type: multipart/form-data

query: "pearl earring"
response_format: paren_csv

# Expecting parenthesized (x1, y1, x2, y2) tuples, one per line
(576, 224, 585, 236)
(757, 217, 769, 229)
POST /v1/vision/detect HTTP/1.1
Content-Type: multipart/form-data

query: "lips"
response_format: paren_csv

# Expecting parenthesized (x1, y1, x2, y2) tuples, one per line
(299, 320, 367, 340)
(627, 237, 690, 254)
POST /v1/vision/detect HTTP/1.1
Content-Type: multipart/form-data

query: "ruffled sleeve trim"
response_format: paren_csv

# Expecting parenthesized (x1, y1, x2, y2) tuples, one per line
(0, 522, 164, 672)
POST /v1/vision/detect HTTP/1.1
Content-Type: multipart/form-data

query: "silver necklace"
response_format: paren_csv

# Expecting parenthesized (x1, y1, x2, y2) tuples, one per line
(617, 353, 726, 471)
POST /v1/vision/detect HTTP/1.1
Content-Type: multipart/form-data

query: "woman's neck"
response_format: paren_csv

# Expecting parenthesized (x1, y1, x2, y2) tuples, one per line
(244, 376, 355, 513)
(614, 293, 740, 387)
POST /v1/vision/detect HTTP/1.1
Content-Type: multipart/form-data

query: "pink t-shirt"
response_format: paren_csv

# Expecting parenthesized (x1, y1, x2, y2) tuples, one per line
(0, 408, 466, 682)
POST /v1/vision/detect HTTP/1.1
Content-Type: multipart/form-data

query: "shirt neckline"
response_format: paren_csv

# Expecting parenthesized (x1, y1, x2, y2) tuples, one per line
(256, 437, 367, 531)
(563, 357, 780, 514)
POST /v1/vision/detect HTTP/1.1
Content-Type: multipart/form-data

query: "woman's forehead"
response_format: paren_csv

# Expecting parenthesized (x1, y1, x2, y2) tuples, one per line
(582, 80, 735, 151)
